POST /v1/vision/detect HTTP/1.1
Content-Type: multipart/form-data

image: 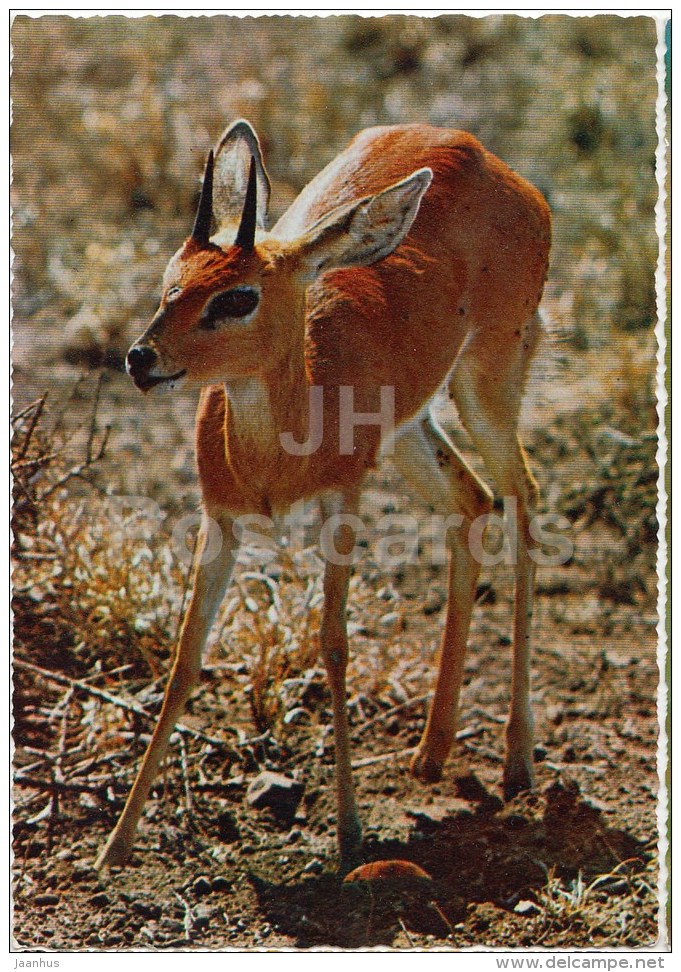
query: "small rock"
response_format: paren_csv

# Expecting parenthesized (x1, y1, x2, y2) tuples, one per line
(379, 611, 402, 628)
(192, 876, 212, 897)
(303, 859, 324, 875)
(217, 810, 240, 843)
(618, 718, 641, 740)
(376, 584, 397, 601)
(514, 899, 540, 915)
(72, 859, 95, 879)
(132, 899, 162, 920)
(211, 876, 232, 893)
(246, 771, 304, 820)
(160, 919, 186, 935)
(423, 588, 444, 615)
(344, 860, 432, 884)
(34, 893, 60, 906)
(193, 906, 212, 932)
(89, 892, 110, 907)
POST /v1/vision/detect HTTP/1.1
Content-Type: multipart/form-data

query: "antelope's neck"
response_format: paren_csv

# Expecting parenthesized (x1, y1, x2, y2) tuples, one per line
(224, 345, 312, 475)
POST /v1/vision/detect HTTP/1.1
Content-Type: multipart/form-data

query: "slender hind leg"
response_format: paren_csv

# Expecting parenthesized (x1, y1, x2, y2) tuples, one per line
(392, 411, 493, 783)
(450, 311, 543, 798)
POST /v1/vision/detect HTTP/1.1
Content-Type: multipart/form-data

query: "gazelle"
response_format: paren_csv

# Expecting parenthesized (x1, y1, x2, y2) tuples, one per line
(96, 120, 551, 871)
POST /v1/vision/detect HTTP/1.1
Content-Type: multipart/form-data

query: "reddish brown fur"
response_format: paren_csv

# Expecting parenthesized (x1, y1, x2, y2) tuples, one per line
(98, 122, 552, 872)
(191, 126, 550, 514)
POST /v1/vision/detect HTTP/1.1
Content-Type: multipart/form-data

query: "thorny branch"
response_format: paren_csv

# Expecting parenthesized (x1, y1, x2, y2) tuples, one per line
(13, 658, 239, 755)
(11, 376, 111, 519)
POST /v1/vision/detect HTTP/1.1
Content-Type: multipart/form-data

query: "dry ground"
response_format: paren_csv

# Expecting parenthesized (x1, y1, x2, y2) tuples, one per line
(11, 13, 664, 951)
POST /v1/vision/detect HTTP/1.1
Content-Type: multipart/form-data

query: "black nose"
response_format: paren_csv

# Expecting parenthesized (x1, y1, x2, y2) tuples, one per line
(126, 344, 157, 377)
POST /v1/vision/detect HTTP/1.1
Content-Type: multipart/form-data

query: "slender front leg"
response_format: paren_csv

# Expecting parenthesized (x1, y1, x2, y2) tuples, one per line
(319, 490, 363, 871)
(96, 509, 239, 868)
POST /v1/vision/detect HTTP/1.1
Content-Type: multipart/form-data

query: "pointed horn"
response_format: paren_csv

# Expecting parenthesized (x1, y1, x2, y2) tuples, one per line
(235, 157, 257, 251)
(191, 149, 214, 246)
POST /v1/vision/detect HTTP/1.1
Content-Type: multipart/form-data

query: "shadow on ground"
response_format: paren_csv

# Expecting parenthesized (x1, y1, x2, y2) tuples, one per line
(251, 779, 649, 948)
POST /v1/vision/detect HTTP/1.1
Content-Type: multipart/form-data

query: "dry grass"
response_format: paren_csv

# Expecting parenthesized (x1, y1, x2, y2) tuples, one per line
(13, 384, 180, 681)
(526, 856, 659, 947)
(11, 15, 658, 392)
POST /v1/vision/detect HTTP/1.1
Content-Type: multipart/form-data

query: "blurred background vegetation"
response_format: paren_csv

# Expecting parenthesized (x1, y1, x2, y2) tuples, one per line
(11, 15, 659, 436)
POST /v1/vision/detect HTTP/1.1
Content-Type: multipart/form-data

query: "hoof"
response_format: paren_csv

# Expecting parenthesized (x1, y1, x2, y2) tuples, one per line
(502, 759, 535, 801)
(338, 848, 364, 878)
(410, 750, 444, 784)
(337, 818, 363, 877)
(94, 833, 133, 870)
(338, 840, 364, 878)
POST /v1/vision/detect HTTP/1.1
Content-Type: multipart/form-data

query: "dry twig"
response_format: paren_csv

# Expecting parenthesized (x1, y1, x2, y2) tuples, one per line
(13, 658, 238, 755)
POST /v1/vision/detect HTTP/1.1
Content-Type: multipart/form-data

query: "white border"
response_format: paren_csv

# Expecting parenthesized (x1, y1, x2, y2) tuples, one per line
(8, 7, 671, 964)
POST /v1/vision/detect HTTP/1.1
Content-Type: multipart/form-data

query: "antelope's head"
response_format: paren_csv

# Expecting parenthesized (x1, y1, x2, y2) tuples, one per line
(126, 119, 432, 392)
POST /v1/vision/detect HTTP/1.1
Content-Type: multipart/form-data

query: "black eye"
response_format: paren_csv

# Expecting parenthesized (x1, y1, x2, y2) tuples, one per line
(200, 287, 260, 329)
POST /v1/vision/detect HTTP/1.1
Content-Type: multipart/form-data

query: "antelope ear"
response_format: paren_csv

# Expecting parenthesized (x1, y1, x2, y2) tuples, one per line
(291, 167, 433, 279)
(212, 119, 271, 235)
